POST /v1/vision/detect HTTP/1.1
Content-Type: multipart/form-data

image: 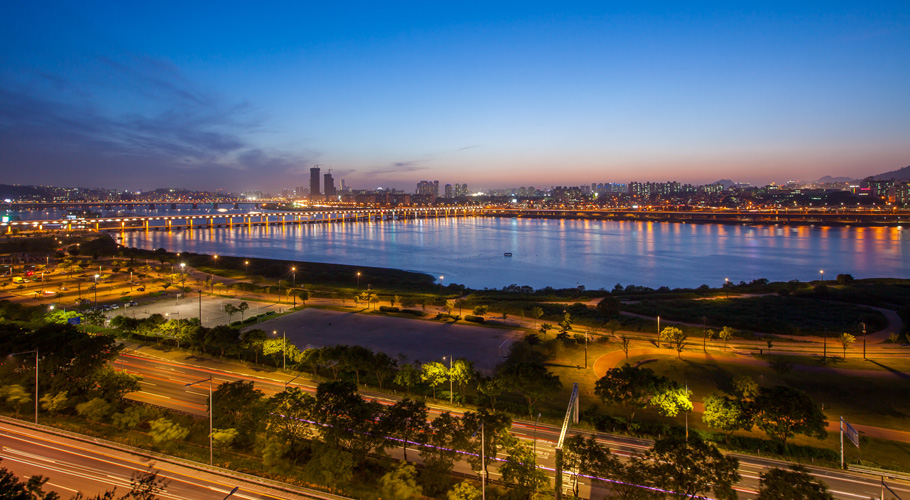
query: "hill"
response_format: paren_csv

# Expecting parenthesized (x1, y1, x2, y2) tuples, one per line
(873, 165, 910, 181)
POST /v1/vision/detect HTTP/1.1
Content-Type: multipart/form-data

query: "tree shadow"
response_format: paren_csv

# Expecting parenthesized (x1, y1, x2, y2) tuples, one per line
(867, 360, 910, 380)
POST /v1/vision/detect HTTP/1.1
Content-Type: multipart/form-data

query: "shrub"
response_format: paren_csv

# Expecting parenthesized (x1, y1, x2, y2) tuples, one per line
(379, 306, 400, 313)
(401, 309, 424, 316)
(465, 315, 485, 323)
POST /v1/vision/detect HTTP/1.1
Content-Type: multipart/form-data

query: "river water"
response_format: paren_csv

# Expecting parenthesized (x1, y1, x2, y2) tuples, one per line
(117, 217, 910, 290)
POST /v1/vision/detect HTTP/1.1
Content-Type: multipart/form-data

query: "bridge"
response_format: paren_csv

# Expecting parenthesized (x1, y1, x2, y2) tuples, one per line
(2, 206, 482, 233)
(3, 200, 262, 211)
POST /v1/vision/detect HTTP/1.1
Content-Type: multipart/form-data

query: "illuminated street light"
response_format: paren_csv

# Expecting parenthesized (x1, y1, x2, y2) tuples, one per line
(820, 269, 824, 283)
(94, 274, 99, 309)
(292, 267, 296, 308)
(356, 271, 361, 288)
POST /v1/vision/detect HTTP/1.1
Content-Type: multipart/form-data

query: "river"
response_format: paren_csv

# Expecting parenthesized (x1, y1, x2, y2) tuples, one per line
(116, 217, 910, 290)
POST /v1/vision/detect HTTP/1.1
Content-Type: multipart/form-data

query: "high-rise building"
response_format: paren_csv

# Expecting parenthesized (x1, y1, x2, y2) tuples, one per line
(416, 180, 440, 197)
(310, 166, 321, 198)
(444, 184, 453, 198)
(324, 172, 336, 197)
(295, 186, 306, 198)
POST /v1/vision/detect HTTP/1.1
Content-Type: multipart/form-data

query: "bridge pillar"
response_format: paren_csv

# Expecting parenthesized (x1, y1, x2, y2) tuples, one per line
(188, 218, 193, 228)
(144, 220, 149, 231)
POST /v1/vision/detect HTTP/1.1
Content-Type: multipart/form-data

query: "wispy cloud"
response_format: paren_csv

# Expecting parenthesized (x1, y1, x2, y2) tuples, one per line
(0, 54, 316, 189)
(365, 160, 428, 176)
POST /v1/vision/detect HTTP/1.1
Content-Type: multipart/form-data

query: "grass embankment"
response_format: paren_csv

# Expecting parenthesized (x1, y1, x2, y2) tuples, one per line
(623, 295, 887, 336)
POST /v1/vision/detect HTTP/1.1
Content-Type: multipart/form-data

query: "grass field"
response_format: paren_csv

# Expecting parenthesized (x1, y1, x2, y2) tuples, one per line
(623, 295, 887, 335)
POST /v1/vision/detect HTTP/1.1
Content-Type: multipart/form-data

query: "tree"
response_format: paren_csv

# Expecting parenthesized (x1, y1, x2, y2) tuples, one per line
(76, 397, 113, 422)
(462, 409, 513, 481)
(370, 351, 397, 389)
(731, 375, 759, 400)
(449, 359, 476, 402)
(241, 328, 268, 364)
(0, 459, 60, 500)
(0, 385, 32, 418)
(39, 391, 69, 414)
(212, 380, 264, 449)
(499, 362, 561, 415)
(92, 366, 142, 402)
(558, 311, 573, 337)
(596, 295, 621, 318)
(594, 364, 662, 422)
(472, 304, 488, 317)
(394, 362, 421, 394)
(422, 412, 469, 496)
(838, 332, 856, 358)
(297, 290, 309, 306)
(223, 303, 238, 323)
(378, 463, 423, 500)
(149, 418, 189, 444)
(265, 388, 317, 462)
(753, 386, 827, 451)
(638, 436, 740, 500)
(380, 398, 429, 462)
(703, 394, 750, 443)
(650, 381, 692, 417)
(304, 445, 354, 489)
(499, 440, 547, 500)
(443, 300, 455, 315)
(619, 335, 631, 359)
(237, 301, 249, 321)
(476, 376, 505, 409)
(314, 381, 383, 466)
(757, 465, 834, 500)
(719, 326, 734, 351)
(421, 361, 449, 399)
(660, 326, 687, 357)
(530, 306, 544, 327)
(211, 428, 239, 448)
(563, 435, 619, 497)
(447, 481, 481, 500)
(112, 405, 156, 441)
(206, 325, 240, 357)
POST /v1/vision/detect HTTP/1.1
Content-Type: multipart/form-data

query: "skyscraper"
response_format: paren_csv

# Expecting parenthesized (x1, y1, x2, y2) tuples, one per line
(324, 172, 336, 197)
(310, 166, 321, 198)
(444, 184, 453, 198)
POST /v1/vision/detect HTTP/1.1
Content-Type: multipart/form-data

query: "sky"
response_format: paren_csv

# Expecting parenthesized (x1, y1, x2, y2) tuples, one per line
(1, 2, 909, 193)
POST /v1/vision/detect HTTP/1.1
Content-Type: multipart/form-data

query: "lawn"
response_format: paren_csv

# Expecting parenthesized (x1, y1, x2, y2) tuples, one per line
(623, 295, 887, 335)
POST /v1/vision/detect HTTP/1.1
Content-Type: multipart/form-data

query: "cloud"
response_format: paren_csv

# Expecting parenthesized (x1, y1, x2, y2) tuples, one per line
(456, 145, 481, 151)
(0, 54, 316, 190)
(364, 160, 428, 176)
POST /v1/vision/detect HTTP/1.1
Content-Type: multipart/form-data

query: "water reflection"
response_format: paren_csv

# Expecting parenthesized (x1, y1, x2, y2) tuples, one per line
(118, 218, 909, 290)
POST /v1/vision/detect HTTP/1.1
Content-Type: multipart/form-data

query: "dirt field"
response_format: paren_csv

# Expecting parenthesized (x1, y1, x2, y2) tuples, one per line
(256, 308, 522, 373)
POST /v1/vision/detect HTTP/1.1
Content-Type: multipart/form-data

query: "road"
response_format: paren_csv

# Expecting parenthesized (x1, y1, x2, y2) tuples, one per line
(118, 348, 910, 499)
(0, 421, 334, 500)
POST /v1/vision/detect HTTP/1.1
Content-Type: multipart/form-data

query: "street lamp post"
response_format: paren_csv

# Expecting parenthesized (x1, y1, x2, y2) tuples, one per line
(93, 274, 99, 309)
(444, 355, 453, 404)
(185, 375, 213, 465)
(862, 322, 866, 360)
(820, 269, 824, 283)
(292, 267, 296, 308)
(9, 350, 38, 424)
(356, 271, 361, 288)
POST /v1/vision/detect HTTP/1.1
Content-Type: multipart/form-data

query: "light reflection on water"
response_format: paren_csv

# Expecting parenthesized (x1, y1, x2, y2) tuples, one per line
(118, 218, 908, 290)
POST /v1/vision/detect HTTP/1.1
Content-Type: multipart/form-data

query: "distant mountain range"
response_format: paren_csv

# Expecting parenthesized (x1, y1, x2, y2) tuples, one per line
(873, 165, 910, 181)
(815, 175, 856, 183)
(710, 179, 736, 189)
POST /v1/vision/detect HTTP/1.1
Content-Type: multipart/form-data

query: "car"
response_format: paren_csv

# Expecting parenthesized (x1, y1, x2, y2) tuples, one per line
(136, 287, 145, 292)
(110, 304, 119, 310)
(89, 285, 96, 290)
(129, 301, 138, 306)
(59, 287, 68, 291)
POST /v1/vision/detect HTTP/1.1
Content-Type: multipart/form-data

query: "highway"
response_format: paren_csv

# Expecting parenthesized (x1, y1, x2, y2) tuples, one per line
(0, 421, 333, 500)
(118, 349, 910, 499)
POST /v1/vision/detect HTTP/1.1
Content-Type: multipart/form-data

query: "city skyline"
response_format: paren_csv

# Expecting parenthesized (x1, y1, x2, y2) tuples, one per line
(2, 3, 909, 192)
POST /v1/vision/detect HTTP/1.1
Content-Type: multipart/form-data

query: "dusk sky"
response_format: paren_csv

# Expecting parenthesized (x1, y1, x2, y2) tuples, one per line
(1, 2, 908, 193)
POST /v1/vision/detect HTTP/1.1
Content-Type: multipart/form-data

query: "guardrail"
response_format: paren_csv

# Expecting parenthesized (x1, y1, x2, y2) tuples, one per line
(849, 464, 910, 482)
(0, 415, 351, 500)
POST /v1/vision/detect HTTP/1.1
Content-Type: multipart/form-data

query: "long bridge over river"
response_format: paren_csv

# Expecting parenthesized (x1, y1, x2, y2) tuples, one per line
(3, 206, 908, 234)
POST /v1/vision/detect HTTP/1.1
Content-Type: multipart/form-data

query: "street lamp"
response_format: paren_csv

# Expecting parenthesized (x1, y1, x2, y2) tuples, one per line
(819, 269, 824, 283)
(291, 267, 296, 308)
(285, 373, 302, 388)
(8, 350, 38, 424)
(93, 274, 99, 309)
(356, 271, 361, 288)
(273, 330, 286, 370)
(443, 355, 453, 404)
(185, 375, 214, 465)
